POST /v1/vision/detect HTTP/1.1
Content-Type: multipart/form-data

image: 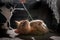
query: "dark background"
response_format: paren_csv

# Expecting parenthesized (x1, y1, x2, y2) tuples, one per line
(0, 0, 60, 38)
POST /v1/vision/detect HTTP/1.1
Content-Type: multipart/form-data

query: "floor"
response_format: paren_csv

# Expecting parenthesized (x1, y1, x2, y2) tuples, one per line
(0, 31, 59, 40)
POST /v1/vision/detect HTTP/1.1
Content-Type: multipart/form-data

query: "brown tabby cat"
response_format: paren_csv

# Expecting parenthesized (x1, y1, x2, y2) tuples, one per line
(15, 20, 49, 34)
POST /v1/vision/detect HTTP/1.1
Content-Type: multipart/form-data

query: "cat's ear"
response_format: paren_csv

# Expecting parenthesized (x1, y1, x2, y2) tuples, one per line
(15, 21, 21, 27)
(15, 21, 20, 24)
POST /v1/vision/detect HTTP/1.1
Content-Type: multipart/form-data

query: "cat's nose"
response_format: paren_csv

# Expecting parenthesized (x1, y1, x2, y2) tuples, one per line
(15, 29, 19, 33)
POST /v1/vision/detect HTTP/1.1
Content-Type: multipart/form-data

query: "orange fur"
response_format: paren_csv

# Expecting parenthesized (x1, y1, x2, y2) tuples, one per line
(15, 20, 49, 34)
(15, 20, 31, 34)
(30, 20, 49, 33)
